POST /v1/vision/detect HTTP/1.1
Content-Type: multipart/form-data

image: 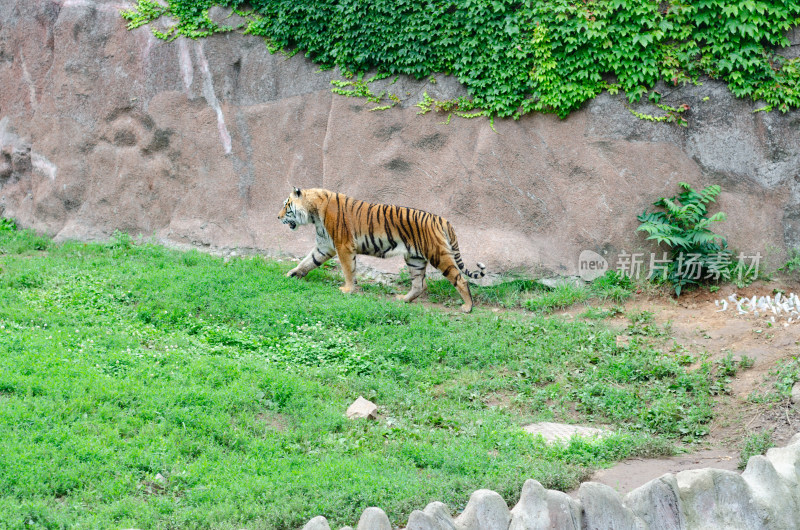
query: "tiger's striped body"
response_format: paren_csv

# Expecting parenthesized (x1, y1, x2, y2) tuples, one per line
(278, 188, 485, 312)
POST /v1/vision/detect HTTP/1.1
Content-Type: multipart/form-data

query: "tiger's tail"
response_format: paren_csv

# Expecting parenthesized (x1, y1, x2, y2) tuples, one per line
(446, 223, 486, 280)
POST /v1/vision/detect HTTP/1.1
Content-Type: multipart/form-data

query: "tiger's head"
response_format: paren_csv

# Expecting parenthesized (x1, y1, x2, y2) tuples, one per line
(278, 187, 310, 231)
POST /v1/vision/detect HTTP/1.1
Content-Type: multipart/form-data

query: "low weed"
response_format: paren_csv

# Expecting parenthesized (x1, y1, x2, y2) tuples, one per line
(627, 310, 662, 337)
(779, 249, 800, 275)
(747, 356, 800, 403)
(0, 218, 49, 255)
(589, 270, 634, 304)
(0, 217, 17, 231)
(579, 306, 624, 320)
(524, 282, 589, 313)
(738, 431, 774, 469)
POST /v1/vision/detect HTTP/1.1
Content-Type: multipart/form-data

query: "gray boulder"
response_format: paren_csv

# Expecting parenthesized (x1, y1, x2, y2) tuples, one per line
(624, 474, 685, 530)
(356, 507, 392, 530)
(676, 468, 768, 530)
(509, 479, 581, 530)
(302, 516, 332, 530)
(764, 436, 800, 485)
(422, 502, 456, 530)
(578, 482, 647, 530)
(742, 455, 800, 529)
(406, 509, 439, 530)
(453, 489, 511, 530)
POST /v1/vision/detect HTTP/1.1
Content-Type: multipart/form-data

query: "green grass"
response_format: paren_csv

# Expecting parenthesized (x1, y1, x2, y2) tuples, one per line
(738, 431, 774, 470)
(523, 282, 589, 313)
(423, 270, 634, 314)
(0, 224, 721, 528)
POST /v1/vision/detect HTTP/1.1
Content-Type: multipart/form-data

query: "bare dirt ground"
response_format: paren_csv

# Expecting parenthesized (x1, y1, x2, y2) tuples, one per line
(573, 276, 800, 496)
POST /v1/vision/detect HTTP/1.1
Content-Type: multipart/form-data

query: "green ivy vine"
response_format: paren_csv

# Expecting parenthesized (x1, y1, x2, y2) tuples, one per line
(122, 0, 800, 120)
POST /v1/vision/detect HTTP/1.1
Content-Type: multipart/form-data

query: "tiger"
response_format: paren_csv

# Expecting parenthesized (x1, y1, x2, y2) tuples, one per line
(277, 187, 486, 313)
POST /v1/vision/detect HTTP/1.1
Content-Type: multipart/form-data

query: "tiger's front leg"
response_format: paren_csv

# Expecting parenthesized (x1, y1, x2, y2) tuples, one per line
(287, 245, 335, 279)
(336, 244, 357, 294)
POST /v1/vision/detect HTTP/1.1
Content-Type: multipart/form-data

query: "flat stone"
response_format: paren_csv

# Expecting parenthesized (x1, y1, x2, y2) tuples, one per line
(346, 396, 378, 420)
(522, 422, 608, 443)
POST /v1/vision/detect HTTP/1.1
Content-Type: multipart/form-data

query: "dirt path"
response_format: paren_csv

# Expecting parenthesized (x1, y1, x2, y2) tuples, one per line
(572, 278, 800, 495)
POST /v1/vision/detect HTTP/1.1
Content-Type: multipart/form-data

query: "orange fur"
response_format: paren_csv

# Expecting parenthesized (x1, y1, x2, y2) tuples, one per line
(278, 188, 485, 312)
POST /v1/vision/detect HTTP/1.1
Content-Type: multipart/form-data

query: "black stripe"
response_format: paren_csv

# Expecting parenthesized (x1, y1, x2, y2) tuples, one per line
(394, 208, 412, 247)
(407, 209, 421, 251)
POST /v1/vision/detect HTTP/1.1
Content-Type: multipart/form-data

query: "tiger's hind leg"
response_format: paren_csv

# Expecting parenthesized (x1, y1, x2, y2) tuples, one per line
(398, 256, 428, 303)
(432, 254, 474, 313)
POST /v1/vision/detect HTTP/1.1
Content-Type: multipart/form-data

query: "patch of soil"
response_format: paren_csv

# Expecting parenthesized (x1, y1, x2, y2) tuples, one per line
(258, 412, 289, 432)
(574, 277, 800, 495)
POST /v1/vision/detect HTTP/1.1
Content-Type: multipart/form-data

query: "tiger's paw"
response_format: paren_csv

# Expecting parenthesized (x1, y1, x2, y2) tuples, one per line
(460, 304, 473, 314)
(339, 285, 356, 294)
(286, 268, 306, 279)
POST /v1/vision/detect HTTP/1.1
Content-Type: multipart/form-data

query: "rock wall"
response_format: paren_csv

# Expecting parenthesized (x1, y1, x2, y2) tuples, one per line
(302, 433, 800, 530)
(2, 0, 800, 277)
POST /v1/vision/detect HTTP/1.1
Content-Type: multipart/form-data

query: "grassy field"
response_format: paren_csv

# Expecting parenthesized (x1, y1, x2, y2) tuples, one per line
(0, 224, 720, 529)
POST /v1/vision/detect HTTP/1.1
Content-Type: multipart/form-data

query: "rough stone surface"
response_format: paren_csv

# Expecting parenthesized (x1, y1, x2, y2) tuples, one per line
(422, 502, 456, 530)
(676, 468, 768, 530)
(509, 479, 549, 530)
(346, 396, 378, 420)
(302, 516, 332, 530)
(763, 441, 800, 486)
(510, 479, 581, 530)
(578, 482, 647, 530)
(355, 507, 392, 530)
(741, 455, 800, 530)
(791, 382, 800, 405)
(406, 510, 440, 530)
(543, 489, 583, 530)
(453, 489, 511, 530)
(624, 474, 685, 530)
(1, 2, 799, 279)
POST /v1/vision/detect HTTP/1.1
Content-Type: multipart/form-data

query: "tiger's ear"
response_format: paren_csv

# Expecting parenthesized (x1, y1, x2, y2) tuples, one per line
(293, 187, 302, 197)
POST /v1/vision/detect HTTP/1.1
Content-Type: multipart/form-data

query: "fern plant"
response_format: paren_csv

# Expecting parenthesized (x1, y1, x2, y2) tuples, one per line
(637, 183, 731, 295)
